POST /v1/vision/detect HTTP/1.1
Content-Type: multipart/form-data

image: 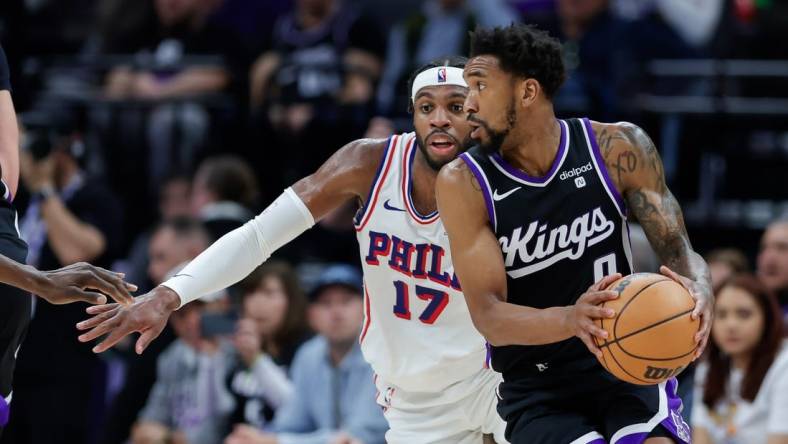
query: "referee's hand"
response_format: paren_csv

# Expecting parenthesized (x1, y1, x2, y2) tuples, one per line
(37, 262, 136, 305)
(76, 285, 181, 354)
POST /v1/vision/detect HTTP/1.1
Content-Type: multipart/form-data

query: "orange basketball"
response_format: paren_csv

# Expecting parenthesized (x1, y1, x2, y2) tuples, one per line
(594, 273, 700, 385)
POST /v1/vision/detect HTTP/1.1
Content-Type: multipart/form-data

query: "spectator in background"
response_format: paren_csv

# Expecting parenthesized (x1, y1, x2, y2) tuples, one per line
(706, 248, 750, 294)
(224, 264, 387, 444)
(692, 274, 788, 444)
(147, 217, 211, 285)
(118, 171, 194, 293)
(225, 292, 295, 432)
(3, 126, 123, 444)
(132, 299, 236, 444)
(191, 155, 259, 239)
(757, 219, 788, 312)
(375, 0, 516, 126)
(248, 0, 385, 190)
(99, 217, 210, 444)
(103, 0, 235, 101)
(234, 262, 311, 369)
(98, 0, 246, 207)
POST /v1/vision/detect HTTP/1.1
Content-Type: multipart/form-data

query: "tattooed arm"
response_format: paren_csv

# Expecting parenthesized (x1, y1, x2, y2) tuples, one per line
(594, 121, 713, 358)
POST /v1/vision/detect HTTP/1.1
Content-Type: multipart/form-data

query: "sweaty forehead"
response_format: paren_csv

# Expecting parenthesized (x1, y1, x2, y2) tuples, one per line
(464, 55, 502, 77)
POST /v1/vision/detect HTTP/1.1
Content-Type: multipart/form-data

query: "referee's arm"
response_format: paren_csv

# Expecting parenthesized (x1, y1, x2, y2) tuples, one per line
(0, 44, 20, 199)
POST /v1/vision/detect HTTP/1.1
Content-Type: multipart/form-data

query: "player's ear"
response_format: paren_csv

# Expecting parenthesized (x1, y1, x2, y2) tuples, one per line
(518, 78, 540, 107)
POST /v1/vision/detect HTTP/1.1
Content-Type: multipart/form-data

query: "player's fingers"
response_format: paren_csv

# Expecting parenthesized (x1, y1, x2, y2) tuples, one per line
(94, 322, 134, 353)
(77, 306, 119, 330)
(136, 324, 165, 355)
(660, 265, 692, 291)
(585, 305, 615, 319)
(578, 332, 602, 359)
(694, 312, 711, 344)
(691, 296, 706, 320)
(69, 289, 108, 305)
(81, 270, 135, 306)
(694, 334, 709, 360)
(583, 290, 619, 304)
(590, 273, 622, 292)
(86, 303, 119, 315)
(78, 315, 121, 342)
(89, 267, 137, 304)
(582, 319, 609, 339)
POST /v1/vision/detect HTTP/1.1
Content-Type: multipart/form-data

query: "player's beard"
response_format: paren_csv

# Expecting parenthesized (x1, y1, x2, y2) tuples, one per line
(469, 98, 517, 155)
(415, 129, 463, 171)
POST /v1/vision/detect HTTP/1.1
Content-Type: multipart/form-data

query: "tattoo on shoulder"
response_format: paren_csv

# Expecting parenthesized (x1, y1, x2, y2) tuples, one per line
(598, 123, 665, 188)
(460, 163, 482, 192)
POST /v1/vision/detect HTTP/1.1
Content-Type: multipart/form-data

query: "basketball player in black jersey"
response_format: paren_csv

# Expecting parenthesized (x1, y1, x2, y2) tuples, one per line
(0, 44, 134, 436)
(436, 25, 712, 444)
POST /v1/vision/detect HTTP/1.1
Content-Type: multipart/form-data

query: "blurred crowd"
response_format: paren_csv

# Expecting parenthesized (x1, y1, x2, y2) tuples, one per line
(1, 0, 788, 443)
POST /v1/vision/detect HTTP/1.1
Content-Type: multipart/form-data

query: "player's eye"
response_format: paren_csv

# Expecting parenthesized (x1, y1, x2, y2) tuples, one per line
(451, 104, 464, 113)
(478, 82, 486, 91)
(420, 103, 433, 113)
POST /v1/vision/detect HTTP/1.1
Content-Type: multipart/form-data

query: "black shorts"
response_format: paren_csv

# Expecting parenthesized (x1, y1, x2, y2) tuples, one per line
(497, 356, 691, 444)
(0, 205, 30, 428)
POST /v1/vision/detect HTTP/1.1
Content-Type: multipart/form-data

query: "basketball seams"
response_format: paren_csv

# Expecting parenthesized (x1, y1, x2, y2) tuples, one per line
(596, 275, 698, 385)
(610, 278, 672, 342)
(599, 277, 670, 349)
(607, 341, 652, 384)
(600, 307, 695, 350)
(613, 308, 697, 360)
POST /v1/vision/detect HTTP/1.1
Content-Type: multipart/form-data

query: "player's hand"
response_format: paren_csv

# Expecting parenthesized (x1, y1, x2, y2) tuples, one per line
(76, 285, 181, 354)
(37, 262, 136, 305)
(660, 265, 713, 360)
(224, 424, 278, 444)
(566, 273, 622, 358)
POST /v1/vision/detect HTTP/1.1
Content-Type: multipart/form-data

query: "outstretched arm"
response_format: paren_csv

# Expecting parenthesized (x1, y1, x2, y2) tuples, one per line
(436, 158, 619, 353)
(595, 120, 713, 358)
(0, 255, 135, 305)
(77, 138, 387, 353)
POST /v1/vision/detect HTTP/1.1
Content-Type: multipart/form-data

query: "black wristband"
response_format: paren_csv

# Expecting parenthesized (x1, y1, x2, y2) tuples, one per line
(0, 45, 11, 92)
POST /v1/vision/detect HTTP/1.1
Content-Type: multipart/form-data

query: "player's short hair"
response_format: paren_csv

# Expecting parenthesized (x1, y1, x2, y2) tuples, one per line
(406, 55, 468, 113)
(470, 24, 566, 98)
(195, 155, 259, 209)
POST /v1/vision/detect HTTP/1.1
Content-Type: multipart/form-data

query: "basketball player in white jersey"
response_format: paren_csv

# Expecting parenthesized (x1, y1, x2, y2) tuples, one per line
(77, 56, 508, 444)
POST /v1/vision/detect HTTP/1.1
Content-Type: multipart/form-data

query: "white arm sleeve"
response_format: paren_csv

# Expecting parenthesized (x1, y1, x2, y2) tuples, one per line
(162, 188, 314, 307)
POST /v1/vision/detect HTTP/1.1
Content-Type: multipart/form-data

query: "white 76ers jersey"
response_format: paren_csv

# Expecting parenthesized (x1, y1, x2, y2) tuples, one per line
(354, 132, 488, 392)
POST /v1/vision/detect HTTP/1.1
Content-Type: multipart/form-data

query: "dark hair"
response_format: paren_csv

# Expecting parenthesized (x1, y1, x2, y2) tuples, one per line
(195, 156, 259, 209)
(239, 261, 310, 361)
(155, 216, 208, 242)
(406, 55, 468, 113)
(703, 274, 784, 407)
(705, 248, 749, 274)
(470, 24, 566, 98)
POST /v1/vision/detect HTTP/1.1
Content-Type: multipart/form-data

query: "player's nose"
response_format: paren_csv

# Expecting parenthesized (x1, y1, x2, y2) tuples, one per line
(430, 107, 450, 128)
(463, 93, 478, 114)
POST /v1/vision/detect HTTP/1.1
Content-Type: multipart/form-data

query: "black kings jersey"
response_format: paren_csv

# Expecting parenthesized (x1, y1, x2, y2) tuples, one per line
(459, 118, 633, 379)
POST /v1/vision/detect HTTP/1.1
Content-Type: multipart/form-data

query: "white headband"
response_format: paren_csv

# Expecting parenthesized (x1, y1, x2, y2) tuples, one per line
(411, 66, 467, 101)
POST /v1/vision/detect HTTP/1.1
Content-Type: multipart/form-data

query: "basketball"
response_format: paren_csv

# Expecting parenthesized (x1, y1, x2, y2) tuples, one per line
(595, 273, 700, 385)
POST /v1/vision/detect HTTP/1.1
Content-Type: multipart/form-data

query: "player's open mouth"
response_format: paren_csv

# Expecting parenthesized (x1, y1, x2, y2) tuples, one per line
(428, 135, 456, 154)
